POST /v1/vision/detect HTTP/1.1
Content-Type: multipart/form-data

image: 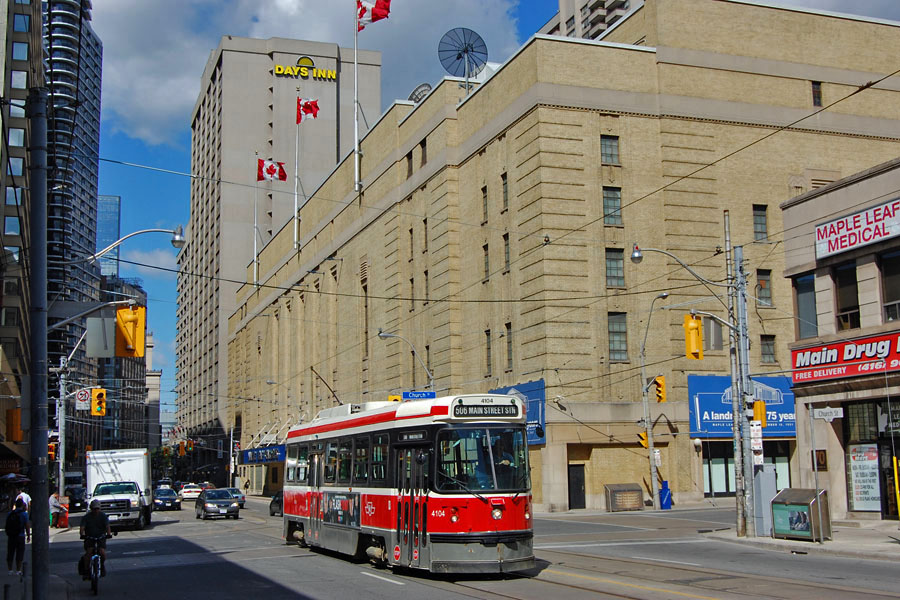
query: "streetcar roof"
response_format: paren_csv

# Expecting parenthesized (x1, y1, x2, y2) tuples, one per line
(287, 393, 525, 440)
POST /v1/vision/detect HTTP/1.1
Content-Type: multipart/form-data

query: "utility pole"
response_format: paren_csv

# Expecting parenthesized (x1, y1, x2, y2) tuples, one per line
(724, 211, 745, 537)
(27, 86, 50, 600)
(735, 245, 757, 537)
(57, 357, 66, 496)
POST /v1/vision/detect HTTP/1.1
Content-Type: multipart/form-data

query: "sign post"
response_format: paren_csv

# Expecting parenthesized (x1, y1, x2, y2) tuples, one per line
(806, 405, 843, 544)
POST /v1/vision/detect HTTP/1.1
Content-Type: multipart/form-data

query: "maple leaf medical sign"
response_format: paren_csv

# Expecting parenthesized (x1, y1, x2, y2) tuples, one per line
(256, 159, 287, 182)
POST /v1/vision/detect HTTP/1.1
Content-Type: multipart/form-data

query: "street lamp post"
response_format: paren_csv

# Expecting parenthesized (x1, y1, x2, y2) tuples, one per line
(631, 244, 756, 537)
(57, 226, 185, 265)
(377, 329, 434, 392)
(640, 292, 668, 510)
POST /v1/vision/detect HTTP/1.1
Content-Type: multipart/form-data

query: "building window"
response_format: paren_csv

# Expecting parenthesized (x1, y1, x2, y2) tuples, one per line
(603, 187, 622, 225)
(761, 335, 776, 363)
(4, 247, 20, 264)
(6, 188, 20, 206)
(753, 205, 768, 241)
(4, 217, 20, 236)
(601, 135, 619, 164)
(501, 172, 508, 211)
(406, 151, 413, 178)
(811, 81, 822, 107)
(409, 227, 414, 258)
(7, 158, 23, 177)
(12, 14, 29, 32)
(481, 186, 488, 223)
(835, 262, 860, 330)
(608, 312, 628, 362)
(409, 277, 415, 311)
(483, 244, 490, 281)
(757, 270, 772, 306)
(11, 71, 26, 90)
(505, 322, 513, 371)
(882, 250, 900, 322)
(8, 129, 24, 148)
(484, 329, 492, 377)
(422, 218, 427, 253)
(606, 248, 625, 288)
(9, 103, 24, 118)
(362, 283, 369, 358)
(503, 233, 510, 272)
(794, 273, 818, 339)
(420, 138, 427, 166)
(423, 270, 429, 305)
(11, 42, 27, 61)
(1, 308, 19, 327)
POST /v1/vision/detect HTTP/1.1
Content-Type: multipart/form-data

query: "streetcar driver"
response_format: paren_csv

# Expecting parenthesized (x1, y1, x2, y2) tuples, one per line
(493, 438, 515, 467)
(80, 499, 112, 578)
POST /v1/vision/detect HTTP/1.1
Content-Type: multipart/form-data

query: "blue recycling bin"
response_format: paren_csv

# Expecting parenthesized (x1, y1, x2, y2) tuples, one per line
(660, 480, 672, 510)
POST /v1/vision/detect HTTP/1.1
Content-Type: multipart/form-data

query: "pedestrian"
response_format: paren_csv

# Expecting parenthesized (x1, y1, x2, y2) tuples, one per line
(14, 487, 30, 514)
(243, 479, 250, 495)
(49, 491, 65, 528)
(5, 498, 30, 576)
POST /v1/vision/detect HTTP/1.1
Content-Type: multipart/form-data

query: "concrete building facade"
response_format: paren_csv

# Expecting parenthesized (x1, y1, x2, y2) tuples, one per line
(782, 158, 900, 521)
(226, 0, 900, 508)
(176, 36, 381, 484)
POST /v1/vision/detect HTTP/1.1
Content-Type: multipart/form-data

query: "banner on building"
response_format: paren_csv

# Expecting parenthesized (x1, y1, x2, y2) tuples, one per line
(792, 331, 900, 384)
(489, 379, 546, 445)
(688, 375, 796, 438)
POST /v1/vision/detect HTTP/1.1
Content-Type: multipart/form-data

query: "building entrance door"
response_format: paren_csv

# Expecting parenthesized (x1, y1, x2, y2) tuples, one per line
(567, 464, 585, 509)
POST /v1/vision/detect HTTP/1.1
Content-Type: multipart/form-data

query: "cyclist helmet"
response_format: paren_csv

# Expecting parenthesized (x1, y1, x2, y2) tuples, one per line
(90, 499, 101, 509)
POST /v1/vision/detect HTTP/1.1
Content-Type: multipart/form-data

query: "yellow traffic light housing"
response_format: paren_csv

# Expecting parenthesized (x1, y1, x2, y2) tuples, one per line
(683, 314, 704, 360)
(654, 375, 666, 403)
(187, 440, 194, 451)
(115, 306, 146, 358)
(48, 442, 57, 461)
(638, 432, 648, 448)
(178, 441, 185, 456)
(91, 388, 107, 416)
(753, 400, 767, 427)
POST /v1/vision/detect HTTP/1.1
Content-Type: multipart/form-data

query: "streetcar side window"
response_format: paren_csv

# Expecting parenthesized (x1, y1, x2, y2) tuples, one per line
(296, 445, 308, 482)
(324, 442, 338, 483)
(286, 445, 298, 482)
(337, 438, 352, 483)
(353, 436, 370, 484)
(371, 434, 389, 485)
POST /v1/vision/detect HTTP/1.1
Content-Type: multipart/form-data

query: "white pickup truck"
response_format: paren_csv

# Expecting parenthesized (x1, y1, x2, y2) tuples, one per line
(86, 449, 153, 530)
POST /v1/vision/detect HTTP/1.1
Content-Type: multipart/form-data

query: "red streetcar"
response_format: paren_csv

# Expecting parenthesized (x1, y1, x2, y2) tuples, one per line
(281, 393, 534, 573)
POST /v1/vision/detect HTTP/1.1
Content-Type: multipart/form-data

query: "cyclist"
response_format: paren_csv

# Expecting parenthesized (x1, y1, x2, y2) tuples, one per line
(79, 500, 111, 577)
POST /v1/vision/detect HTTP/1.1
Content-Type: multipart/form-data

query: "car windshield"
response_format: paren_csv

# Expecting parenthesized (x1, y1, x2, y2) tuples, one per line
(205, 490, 232, 500)
(436, 427, 529, 492)
(93, 482, 138, 495)
(224, 488, 240, 495)
(156, 489, 176, 498)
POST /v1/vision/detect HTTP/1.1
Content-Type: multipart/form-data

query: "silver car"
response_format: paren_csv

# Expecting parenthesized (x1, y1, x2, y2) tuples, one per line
(195, 489, 240, 520)
(222, 487, 246, 508)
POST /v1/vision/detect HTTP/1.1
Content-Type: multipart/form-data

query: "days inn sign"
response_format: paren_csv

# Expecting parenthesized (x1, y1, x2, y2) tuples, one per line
(274, 56, 336, 81)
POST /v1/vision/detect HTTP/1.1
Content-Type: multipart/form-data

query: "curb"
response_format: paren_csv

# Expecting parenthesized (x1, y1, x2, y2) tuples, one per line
(701, 529, 897, 563)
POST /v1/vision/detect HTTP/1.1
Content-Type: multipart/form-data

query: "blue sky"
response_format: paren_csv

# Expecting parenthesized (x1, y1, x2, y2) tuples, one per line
(89, 0, 899, 412)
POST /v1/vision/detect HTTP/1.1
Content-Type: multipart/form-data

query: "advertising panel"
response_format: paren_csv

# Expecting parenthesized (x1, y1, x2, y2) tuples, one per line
(241, 444, 286, 465)
(323, 491, 360, 528)
(489, 379, 546, 445)
(815, 197, 900, 259)
(792, 331, 900, 384)
(688, 375, 796, 438)
(772, 503, 812, 539)
(848, 443, 881, 511)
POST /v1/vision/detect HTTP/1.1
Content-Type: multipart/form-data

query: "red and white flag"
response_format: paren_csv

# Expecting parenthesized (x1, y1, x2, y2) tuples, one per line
(357, 0, 390, 31)
(297, 98, 320, 124)
(257, 159, 287, 182)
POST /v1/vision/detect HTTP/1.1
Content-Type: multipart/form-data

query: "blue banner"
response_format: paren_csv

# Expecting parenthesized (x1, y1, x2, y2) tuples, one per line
(241, 444, 285, 464)
(490, 379, 546, 445)
(688, 375, 796, 438)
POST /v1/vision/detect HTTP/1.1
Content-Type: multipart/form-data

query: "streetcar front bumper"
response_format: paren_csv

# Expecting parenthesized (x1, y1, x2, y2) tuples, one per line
(428, 531, 534, 574)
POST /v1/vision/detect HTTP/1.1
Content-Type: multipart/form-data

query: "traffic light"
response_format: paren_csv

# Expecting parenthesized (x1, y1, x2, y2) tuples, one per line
(178, 441, 185, 456)
(163, 446, 170, 457)
(753, 400, 767, 428)
(187, 440, 194, 452)
(115, 306, 146, 358)
(654, 375, 666, 403)
(683, 314, 704, 360)
(48, 442, 57, 461)
(638, 432, 648, 448)
(90, 388, 107, 416)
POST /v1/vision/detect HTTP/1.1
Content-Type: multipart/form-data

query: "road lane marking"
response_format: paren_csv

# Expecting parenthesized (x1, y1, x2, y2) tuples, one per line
(631, 556, 701, 566)
(537, 538, 710, 549)
(122, 550, 156, 556)
(536, 518, 651, 530)
(361, 571, 405, 585)
(545, 569, 721, 600)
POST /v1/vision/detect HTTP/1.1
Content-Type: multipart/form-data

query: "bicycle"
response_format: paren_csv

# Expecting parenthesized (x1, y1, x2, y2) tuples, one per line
(81, 533, 111, 595)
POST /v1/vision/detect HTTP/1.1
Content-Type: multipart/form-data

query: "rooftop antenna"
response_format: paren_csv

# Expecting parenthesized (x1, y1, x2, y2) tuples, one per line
(438, 27, 488, 94)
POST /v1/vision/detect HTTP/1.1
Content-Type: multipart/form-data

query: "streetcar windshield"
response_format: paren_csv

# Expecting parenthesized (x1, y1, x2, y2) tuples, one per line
(436, 427, 529, 492)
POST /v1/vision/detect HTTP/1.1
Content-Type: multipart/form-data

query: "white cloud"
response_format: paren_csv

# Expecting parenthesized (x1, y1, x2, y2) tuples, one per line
(120, 247, 179, 280)
(90, 0, 521, 146)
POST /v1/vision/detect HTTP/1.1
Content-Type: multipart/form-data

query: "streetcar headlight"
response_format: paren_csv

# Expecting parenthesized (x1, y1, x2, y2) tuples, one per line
(450, 514, 459, 523)
(525, 511, 531, 520)
(491, 508, 503, 520)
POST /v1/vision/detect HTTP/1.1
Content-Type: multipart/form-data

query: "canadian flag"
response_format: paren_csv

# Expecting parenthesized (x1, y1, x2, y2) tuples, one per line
(357, 0, 390, 31)
(257, 159, 287, 182)
(297, 98, 320, 124)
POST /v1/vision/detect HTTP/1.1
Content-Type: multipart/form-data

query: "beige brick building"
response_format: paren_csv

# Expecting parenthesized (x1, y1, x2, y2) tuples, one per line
(227, 0, 900, 509)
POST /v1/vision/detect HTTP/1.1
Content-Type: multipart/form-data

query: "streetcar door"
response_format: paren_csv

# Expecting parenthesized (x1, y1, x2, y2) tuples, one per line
(396, 447, 429, 568)
(308, 452, 322, 544)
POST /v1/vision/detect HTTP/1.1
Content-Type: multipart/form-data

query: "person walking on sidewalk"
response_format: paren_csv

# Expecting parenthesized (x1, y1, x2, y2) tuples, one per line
(49, 491, 65, 528)
(13, 487, 30, 513)
(5, 498, 30, 576)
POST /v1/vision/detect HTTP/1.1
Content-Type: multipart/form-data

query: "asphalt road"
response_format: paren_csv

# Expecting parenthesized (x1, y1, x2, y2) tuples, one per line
(47, 501, 899, 599)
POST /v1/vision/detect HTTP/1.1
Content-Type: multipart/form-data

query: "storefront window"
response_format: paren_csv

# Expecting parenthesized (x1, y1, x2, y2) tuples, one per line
(844, 403, 881, 512)
(835, 262, 860, 330)
(794, 273, 818, 338)
(881, 250, 900, 321)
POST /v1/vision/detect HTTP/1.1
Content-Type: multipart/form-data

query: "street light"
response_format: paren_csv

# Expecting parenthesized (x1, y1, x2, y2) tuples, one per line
(640, 292, 668, 510)
(377, 329, 434, 392)
(631, 243, 757, 537)
(58, 226, 185, 265)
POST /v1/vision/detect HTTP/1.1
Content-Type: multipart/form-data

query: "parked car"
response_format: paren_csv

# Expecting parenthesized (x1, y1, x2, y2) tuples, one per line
(179, 484, 202, 500)
(153, 488, 181, 511)
(269, 490, 283, 517)
(222, 487, 245, 508)
(195, 489, 240, 520)
(64, 486, 87, 513)
(198, 481, 216, 490)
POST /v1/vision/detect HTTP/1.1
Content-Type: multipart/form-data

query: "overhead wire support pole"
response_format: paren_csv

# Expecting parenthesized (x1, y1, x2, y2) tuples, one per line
(724, 210, 745, 537)
(353, 1, 361, 192)
(640, 292, 668, 511)
(735, 245, 757, 537)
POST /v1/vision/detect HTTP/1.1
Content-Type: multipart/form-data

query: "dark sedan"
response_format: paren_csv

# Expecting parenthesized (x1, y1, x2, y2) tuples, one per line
(269, 490, 283, 517)
(153, 488, 181, 511)
(64, 486, 87, 513)
(195, 489, 240, 520)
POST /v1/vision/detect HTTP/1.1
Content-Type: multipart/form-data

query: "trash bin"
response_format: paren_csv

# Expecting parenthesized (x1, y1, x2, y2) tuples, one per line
(58, 504, 69, 529)
(659, 480, 672, 510)
(771, 488, 830, 542)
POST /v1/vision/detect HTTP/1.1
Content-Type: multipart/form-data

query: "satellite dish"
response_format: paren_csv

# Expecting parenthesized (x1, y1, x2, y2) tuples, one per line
(408, 83, 432, 103)
(438, 27, 488, 92)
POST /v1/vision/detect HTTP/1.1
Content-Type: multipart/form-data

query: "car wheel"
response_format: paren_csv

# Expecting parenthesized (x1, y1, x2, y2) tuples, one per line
(195, 508, 201, 519)
(135, 512, 146, 530)
(269, 506, 275, 516)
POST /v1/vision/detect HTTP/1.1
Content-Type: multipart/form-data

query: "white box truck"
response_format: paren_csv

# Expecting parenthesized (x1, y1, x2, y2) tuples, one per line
(86, 448, 153, 529)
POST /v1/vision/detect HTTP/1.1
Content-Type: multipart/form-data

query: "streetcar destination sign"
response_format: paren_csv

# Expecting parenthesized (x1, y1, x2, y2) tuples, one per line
(452, 404, 519, 418)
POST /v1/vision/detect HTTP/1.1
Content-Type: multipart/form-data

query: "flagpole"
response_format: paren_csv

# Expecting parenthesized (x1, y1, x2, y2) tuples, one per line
(294, 90, 300, 249)
(254, 152, 259, 287)
(354, 0, 361, 192)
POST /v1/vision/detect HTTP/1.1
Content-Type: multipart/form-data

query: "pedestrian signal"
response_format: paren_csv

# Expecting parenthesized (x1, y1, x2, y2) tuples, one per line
(48, 442, 57, 461)
(90, 388, 107, 416)
(638, 432, 648, 449)
(683, 314, 703, 360)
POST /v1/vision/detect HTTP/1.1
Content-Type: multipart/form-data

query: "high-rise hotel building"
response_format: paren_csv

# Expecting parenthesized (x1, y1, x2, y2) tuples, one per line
(176, 37, 380, 480)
